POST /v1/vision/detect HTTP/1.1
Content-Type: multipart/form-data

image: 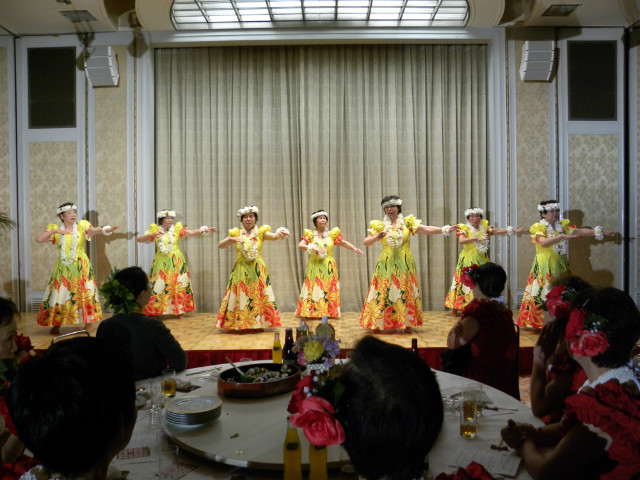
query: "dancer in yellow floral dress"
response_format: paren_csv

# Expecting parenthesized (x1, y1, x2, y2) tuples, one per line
(217, 206, 290, 330)
(360, 195, 458, 331)
(445, 207, 523, 316)
(517, 200, 616, 329)
(137, 209, 216, 317)
(296, 210, 364, 319)
(35, 202, 118, 334)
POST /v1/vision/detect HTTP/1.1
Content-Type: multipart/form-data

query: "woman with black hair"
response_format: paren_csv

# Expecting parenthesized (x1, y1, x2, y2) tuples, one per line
(97, 266, 187, 380)
(296, 210, 364, 319)
(360, 195, 457, 331)
(35, 202, 118, 334)
(446, 262, 519, 398)
(517, 200, 616, 329)
(502, 287, 640, 479)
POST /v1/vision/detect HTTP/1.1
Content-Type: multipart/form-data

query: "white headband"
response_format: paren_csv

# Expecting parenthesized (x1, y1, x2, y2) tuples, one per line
(57, 204, 77, 215)
(311, 211, 328, 220)
(381, 198, 402, 209)
(157, 210, 176, 219)
(538, 203, 560, 212)
(237, 206, 259, 218)
(464, 207, 484, 218)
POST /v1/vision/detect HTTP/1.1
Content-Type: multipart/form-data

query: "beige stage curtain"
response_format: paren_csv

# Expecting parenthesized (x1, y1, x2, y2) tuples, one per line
(154, 44, 487, 314)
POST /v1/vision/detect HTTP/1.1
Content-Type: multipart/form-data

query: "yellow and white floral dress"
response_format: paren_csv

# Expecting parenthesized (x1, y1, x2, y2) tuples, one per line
(296, 227, 343, 318)
(444, 220, 495, 310)
(142, 222, 196, 316)
(37, 220, 103, 326)
(217, 225, 282, 330)
(360, 215, 423, 330)
(517, 219, 575, 329)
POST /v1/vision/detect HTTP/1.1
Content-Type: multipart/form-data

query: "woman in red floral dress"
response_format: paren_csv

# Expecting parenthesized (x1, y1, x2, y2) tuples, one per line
(501, 287, 640, 479)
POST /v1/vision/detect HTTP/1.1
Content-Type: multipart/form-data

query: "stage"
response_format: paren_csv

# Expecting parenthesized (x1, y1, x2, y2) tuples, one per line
(18, 310, 538, 375)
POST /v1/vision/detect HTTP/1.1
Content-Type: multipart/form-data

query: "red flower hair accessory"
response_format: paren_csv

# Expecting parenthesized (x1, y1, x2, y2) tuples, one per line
(460, 265, 480, 289)
(289, 396, 345, 446)
(544, 286, 578, 318)
(565, 308, 610, 357)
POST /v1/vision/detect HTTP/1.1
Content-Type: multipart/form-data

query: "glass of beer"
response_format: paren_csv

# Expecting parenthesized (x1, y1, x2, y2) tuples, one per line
(459, 387, 479, 439)
(162, 369, 177, 398)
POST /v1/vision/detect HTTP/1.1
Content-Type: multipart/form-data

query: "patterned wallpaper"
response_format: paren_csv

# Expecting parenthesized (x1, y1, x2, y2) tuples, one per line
(513, 40, 552, 289)
(29, 142, 78, 291)
(0, 48, 11, 294)
(567, 135, 618, 286)
(93, 45, 129, 283)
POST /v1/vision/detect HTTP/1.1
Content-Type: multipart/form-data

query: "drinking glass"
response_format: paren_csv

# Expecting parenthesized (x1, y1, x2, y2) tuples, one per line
(459, 387, 479, 439)
(162, 369, 177, 398)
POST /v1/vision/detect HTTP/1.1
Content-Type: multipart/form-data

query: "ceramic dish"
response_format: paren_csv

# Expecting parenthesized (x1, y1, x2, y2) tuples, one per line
(217, 363, 301, 398)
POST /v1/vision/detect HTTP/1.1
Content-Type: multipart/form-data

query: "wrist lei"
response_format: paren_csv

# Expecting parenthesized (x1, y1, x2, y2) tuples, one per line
(441, 225, 451, 237)
(594, 226, 603, 241)
(199, 226, 209, 236)
(102, 225, 113, 236)
(506, 226, 514, 236)
(276, 227, 290, 237)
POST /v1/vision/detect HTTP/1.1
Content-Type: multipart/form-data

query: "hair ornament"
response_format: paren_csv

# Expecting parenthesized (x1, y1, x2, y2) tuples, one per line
(311, 210, 329, 221)
(156, 210, 176, 219)
(460, 264, 480, 289)
(237, 206, 259, 218)
(100, 268, 140, 315)
(57, 204, 77, 215)
(565, 308, 610, 357)
(538, 202, 560, 212)
(543, 285, 578, 318)
(381, 198, 402, 209)
(464, 207, 484, 218)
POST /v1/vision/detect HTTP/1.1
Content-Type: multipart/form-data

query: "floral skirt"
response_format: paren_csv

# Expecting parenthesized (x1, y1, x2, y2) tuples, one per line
(143, 250, 196, 316)
(296, 256, 341, 318)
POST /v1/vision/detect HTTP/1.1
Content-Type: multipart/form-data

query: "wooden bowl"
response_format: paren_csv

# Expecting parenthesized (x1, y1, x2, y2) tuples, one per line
(217, 363, 302, 398)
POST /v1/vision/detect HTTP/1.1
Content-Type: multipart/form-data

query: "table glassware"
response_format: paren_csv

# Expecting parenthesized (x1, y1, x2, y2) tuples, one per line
(459, 387, 479, 439)
(158, 444, 179, 480)
(162, 369, 177, 398)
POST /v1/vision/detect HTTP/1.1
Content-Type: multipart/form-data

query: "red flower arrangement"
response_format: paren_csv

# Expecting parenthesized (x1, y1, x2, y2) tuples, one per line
(565, 308, 610, 357)
(544, 286, 575, 318)
(460, 265, 480, 289)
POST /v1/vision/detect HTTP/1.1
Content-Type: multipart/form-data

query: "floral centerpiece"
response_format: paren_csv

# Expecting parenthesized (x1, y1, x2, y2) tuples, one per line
(293, 335, 341, 369)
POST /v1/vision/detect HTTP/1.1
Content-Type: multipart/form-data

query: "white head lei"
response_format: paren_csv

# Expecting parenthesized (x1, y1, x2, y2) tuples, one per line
(157, 210, 176, 219)
(237, 206, 259, 218)
(464, 207, 484, 218)
(381, 197, 402, 209)
(57, 204, 77, 216)
(311, 210, 328, 221)
(537, 202, 560, 213)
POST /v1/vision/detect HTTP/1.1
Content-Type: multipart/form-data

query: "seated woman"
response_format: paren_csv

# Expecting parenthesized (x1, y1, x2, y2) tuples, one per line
(501, 287, 640, 479)
(446, 262, 519, 398)
(289, 336, 443, 480)
(8, 337, 137, 480)
(530, 275, 590, 423)
(97, 266, 188, 380)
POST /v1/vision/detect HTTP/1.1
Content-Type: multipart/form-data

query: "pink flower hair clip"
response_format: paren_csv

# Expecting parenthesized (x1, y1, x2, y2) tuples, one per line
(565, 308, 610, 357)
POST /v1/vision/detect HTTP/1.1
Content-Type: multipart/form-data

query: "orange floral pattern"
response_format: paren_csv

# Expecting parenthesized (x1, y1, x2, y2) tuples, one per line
(143, 222, 196, 316)
(37, 220, 103, 326)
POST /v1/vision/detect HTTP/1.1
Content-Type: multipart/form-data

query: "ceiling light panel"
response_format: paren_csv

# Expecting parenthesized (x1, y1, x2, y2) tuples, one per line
(171, 0, 468, 28)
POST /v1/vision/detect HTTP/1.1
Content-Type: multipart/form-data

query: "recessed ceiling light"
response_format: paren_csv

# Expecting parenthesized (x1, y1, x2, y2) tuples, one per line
(542, 4, 581, 17)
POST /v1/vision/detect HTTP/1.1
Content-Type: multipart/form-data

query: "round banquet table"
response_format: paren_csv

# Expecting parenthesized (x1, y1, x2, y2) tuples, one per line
(119, 363, 543, 480)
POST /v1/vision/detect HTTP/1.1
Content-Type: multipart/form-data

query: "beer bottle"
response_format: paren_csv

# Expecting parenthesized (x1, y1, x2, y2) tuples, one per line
(283, 328, 296, 365)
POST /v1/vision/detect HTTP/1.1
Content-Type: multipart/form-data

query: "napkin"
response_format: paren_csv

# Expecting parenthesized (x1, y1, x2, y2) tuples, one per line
(435, 461, 496, 480)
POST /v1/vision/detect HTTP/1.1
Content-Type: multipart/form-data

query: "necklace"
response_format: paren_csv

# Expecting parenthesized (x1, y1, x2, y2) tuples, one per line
(467, 222, 489, 254)
(383, 214, 405, 249)
(59, 223, 78, 266)
(158, 225, 176, 254)
(312, 230, 329, 259)
(540, 219, 567, 255)
(240, 227, 259, 261)
(579, 365, 637, 392)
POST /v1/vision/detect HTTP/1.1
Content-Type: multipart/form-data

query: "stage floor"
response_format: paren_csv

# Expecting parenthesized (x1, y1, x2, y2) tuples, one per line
(18, 310, 539, 352)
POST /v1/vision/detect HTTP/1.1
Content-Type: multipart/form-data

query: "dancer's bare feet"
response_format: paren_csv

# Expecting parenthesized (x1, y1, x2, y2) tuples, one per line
(449, 309, 459, 317)
(49, 325, 60, 335)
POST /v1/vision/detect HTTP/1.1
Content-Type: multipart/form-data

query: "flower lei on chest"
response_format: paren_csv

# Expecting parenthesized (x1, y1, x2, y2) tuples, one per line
(540, 219, 567, 255)
(59, 223, 79, 266)
(467, 222, 489, 254)
(311, 230, 329, 259)
(157, 225, 176, 254)
(382, 214, 405, 249)
(240, 227, 259, 260)
(287, 365, 346, 446)
(565, 308, 610, 357)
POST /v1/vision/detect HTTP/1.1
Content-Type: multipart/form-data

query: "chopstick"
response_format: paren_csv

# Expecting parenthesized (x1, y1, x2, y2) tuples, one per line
(185, 366, 223, 376)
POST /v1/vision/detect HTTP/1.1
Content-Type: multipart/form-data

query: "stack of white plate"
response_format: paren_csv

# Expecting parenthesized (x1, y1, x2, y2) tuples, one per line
(165, 395, 222, 426)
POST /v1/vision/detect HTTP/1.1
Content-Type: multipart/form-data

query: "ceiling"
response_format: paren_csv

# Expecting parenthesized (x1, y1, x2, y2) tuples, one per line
(0, 0, 639, 37)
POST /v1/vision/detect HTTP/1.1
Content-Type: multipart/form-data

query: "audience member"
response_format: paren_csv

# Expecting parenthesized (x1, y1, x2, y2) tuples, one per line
(446, 262, 519, 398)
(8, 337, 136, 480)
(98, 266, 188, 380)
(501, 287, 640, 479)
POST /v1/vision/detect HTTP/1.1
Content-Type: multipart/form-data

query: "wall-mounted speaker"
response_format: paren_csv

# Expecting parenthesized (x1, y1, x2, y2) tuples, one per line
(84, 46, 119, 87)
(519, 40, 556, 82)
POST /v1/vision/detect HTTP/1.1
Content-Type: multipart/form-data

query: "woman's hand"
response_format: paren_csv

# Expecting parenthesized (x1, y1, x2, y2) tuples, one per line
(229, 236, 243, 243)
(501, 420, 538, 450)
(353, 248, 364, 255)
(376, 231, 387, 240)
